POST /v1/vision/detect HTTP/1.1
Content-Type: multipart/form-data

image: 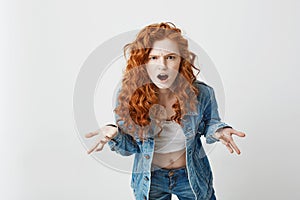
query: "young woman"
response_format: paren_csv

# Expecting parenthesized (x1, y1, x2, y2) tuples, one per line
(85, 22, 246, 200)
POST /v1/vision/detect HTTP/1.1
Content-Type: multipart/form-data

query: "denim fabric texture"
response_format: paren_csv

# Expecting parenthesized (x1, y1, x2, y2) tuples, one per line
(108, 80, 232, 200)
(149, 165, 217, 200)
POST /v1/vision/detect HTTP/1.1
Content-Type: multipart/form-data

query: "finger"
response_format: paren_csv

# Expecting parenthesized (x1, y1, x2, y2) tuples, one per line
(96, 143, 105, 151)
(225, 143, 234, 153)
(87, 141, 101, 154)
(105, 135, 112, 140)
(219, 138, 228, 146)
(220, 138, 234, 154)
(231, 129, 246, 137)
(100, 136, 110, 144)
(85, 130, 100, 138)
(88, 135, 111, 153)
(95, 138, 110, 152)
(229, 140, 241, 155)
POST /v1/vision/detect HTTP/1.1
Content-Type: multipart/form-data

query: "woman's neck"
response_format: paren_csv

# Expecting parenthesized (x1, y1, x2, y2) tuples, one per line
(158, 89, 176, 105)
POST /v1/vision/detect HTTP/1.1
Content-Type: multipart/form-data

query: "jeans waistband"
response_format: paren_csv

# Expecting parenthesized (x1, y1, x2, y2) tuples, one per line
(151, 164, 187, 173)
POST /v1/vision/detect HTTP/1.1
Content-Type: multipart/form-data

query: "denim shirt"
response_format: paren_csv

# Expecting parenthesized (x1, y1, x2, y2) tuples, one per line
(108, 80, 231, 200)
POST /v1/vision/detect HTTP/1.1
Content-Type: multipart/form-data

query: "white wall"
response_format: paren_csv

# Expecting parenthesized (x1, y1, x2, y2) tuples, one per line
(1, 0, 299, 199)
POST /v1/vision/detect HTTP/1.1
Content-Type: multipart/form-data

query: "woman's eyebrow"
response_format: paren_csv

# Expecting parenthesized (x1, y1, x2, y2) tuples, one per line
(149, 53, 178, 56)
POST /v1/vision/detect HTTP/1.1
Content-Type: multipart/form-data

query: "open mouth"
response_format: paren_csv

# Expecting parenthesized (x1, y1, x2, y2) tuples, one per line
(157, 74, 169, 81)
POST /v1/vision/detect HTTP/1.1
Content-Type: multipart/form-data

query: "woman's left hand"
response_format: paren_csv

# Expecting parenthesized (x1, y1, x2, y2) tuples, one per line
(213, 128, 246, 155)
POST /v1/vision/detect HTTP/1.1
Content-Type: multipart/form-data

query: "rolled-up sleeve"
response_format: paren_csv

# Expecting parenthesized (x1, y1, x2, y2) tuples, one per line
(202, 86, 232, 144)
(108, 126, 140, 156)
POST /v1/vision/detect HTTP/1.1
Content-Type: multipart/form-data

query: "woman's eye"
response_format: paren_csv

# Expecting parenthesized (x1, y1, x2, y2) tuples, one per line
(149, 56, 157, 60)
(167, 55, 176, 60)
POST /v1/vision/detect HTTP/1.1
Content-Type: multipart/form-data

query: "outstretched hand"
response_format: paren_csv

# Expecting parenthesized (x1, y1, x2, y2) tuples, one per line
(213, 128, 246, 155)
(85, 125, 118, 154)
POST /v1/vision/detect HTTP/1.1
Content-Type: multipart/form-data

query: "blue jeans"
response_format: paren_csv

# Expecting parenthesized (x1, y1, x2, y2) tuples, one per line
(149, 165, 196, 200)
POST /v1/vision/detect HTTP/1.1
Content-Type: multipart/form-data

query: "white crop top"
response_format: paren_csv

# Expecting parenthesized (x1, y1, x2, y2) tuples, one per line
(154, 120, 186, 154)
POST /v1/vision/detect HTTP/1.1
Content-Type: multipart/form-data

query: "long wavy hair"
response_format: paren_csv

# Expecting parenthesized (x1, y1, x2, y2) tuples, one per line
(114, 22, 200, 141)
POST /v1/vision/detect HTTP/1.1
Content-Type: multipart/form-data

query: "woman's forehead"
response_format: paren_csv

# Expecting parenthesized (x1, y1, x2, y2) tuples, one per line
(150, 38, 180, 55)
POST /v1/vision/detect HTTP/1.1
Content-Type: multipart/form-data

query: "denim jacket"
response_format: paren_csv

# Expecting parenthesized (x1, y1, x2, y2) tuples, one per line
(108, 80, 231, 200)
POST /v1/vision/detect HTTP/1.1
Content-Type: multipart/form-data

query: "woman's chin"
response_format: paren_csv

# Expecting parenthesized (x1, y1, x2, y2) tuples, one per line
(154, 82, 173, 90)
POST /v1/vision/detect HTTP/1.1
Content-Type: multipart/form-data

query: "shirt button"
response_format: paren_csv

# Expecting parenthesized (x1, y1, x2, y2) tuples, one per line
(144, 154, 150, 159)
(144, 176, 149, 181)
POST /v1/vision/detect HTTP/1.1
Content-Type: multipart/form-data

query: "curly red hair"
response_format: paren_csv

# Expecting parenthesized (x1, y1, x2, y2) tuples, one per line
(114, 22, 200, 140)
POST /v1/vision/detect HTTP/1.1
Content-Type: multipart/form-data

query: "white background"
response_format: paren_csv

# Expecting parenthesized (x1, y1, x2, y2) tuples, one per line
(1, 0, 300, 199)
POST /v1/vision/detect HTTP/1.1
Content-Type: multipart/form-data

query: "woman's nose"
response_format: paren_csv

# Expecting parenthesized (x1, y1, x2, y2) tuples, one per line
(158, 57, 167, 70)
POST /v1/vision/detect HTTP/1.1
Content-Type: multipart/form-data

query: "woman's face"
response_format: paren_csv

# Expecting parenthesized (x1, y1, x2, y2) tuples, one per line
(146, 38, 181, 90)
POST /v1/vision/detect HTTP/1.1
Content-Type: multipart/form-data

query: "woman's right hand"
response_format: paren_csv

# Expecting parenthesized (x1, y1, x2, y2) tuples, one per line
(85, 125, 118, 154)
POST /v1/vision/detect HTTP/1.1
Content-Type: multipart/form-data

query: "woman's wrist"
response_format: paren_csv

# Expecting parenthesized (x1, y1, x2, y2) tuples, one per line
(105, 124, 118, 141)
